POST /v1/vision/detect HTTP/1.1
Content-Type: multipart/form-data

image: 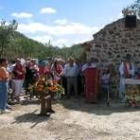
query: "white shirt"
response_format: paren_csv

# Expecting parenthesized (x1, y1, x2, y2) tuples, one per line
(62, 63, 79, 77)
(7, 64, 15, 73)
(119, 62, 135, 77)
(82, 63, 96, 72)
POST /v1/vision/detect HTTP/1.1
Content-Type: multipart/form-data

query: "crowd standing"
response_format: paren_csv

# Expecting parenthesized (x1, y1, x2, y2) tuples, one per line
(0, 55, 139, 114)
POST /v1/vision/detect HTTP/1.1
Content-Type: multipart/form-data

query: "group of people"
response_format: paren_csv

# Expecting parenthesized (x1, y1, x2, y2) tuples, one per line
(0, 54, 139, 114)
(0, 56, 109, 113)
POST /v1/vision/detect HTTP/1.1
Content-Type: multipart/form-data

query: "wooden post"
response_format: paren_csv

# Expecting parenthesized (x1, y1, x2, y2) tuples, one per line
(40, 93, 47, 115)
(39, 92, 52, 116)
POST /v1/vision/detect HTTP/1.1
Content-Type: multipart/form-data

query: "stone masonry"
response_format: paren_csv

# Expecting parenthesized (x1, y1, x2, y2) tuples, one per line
(82, 17, 140, 97)
(88, 18, 140, 67)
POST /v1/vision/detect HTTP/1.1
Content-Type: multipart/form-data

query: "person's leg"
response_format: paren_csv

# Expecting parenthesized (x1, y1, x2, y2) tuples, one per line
(14, 80, 21, 102)
(20, 80, 24, 93)
(119, 78, 125, 99)
(73, 77, 78, 97)
(82, 76, 86, 97)
(62, 76, 67, 96)
(67, 78, 72, 98)
(24, 78, 29, 95)
(0, 82, 3, 111)
(0, 81, 8, 111)
(11, 79, 15, 101)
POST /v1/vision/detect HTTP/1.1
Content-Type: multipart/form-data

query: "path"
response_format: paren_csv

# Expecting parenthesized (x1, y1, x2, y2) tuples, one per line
(0, 98, 140, 140)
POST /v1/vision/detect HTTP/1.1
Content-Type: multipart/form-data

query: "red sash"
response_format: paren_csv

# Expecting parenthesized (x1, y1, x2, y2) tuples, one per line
(124, 61, 132, 78)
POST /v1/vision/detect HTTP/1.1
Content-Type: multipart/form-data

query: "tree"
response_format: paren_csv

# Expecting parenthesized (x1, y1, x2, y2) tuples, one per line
(123, 0, 140, 18)
(0, 19, 18, 58)
(0, 19, 84, 60)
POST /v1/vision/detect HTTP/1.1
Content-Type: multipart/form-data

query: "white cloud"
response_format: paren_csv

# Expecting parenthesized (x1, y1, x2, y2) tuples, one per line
(53, 39, 68, 47)
(11, 12, 33, 18)
(31, 35, 53, 44)
(17, 20, 101, 47)
(30, 35, 69, 47)
(54, 19, 68, 25)
(118, 12, 123, 18)
(73, 36, 93, 45)
(109, 12, 123, 23)
(40, 7, 56, 14)
(18, 22, 100, 36)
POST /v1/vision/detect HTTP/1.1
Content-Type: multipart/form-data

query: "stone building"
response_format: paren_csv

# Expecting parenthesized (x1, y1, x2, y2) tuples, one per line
(82, 17, 140, 67)
(82, 17, 140, 97)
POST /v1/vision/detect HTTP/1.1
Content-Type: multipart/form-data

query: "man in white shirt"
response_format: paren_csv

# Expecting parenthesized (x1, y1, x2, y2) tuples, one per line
(119, 55, 135, 101)
(82, 59, 97, 73)
(62, 57, 79, 98)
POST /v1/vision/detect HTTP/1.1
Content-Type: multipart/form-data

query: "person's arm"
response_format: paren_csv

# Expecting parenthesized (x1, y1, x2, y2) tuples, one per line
(1, 68, 9, 80)
(60, 66, 67, 76)
(119, 62, 124, 76)
(82, 64, 86, 72)
(91, 63, 97, 68)
(130, 63, 135, 76)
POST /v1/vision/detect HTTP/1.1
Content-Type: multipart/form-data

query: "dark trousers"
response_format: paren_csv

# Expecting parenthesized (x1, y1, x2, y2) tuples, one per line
(62, 76, 67, 95)
(67, 77, 78, 97)
(77, 74, 83, 95)
(0, 81, 8, 110)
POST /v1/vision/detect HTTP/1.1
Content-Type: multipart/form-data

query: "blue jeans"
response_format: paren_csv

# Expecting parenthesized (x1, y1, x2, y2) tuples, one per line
(0, 81, 8, 110)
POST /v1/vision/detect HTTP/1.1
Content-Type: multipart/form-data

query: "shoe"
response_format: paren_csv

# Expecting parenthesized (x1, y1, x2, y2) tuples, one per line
(46, 109, 55, 113)
(6, 105, 12, 110)
(8, 101, 15, 105)
(1, 109, 11, 114)
(37, 113, 50, 117)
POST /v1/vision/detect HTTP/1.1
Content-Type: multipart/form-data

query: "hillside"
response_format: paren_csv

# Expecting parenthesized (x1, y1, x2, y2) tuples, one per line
(2, 31, 83, 60)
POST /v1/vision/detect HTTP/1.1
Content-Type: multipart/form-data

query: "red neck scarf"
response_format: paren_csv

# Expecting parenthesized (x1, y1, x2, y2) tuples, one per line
(123, 61, 132, 78)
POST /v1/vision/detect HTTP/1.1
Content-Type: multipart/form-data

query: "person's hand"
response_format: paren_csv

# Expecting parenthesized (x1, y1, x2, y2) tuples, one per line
(17, 71, 22, 75)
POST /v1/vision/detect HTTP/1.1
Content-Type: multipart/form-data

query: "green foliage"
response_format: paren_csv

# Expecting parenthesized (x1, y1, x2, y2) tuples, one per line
(0, 19, 18, 57)
(123, 0, 140, 18)
(0, 20, 84, 60)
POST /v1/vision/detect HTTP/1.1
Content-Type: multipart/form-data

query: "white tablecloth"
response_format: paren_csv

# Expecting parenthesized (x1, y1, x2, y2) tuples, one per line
(123, 78, 140, 85)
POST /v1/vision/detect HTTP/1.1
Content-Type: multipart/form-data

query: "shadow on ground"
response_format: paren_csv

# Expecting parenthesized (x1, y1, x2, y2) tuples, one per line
(11, 109, 51, 128)
(21, 99, 40, 105)
(59, 97, 140, 115)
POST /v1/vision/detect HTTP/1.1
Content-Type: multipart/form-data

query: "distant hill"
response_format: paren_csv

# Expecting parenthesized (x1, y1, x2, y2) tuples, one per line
(4, 31, 84, 60)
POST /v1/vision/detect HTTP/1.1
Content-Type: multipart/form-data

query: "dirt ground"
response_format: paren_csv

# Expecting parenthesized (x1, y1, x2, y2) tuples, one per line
(0, 97, 140, 140)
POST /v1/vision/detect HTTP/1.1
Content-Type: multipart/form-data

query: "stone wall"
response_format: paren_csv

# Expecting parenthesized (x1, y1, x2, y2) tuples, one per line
(86, 18, 140, 97)
(89, 18, 140, 67)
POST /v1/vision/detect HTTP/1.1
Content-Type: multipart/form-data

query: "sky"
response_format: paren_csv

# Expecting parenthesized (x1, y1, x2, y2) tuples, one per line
(0, 0, 135, 47)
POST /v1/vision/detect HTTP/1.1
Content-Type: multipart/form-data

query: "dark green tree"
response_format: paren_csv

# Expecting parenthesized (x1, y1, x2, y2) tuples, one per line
(0, 19, 18, 57)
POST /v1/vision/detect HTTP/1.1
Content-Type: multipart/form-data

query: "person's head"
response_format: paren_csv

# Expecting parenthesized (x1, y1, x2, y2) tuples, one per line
(16, 58, 21, 65)
(124, 54, 131, 62)
(86, 59, 91, 65)
(31, 59, 36, 65)
(68, 57, 74, 65)
(26, 61, 31, 67)
(57, 58, 63, 64)
(47, 57, 54, 65)
(103, 65, 110, 74)
(75, 58, 81, 64)
(0, 58, 8, 67)
(58, 58, 65, 66)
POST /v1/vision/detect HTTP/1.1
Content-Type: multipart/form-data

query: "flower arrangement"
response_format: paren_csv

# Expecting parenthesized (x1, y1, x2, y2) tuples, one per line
(28, 75, 65, 116)
(29, 76, 65, 99)
(125, 85, 140, 106)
